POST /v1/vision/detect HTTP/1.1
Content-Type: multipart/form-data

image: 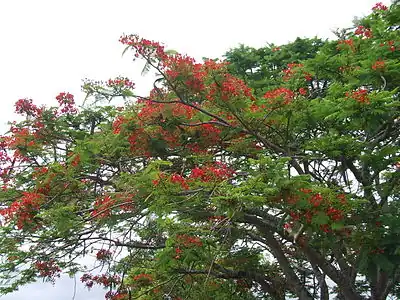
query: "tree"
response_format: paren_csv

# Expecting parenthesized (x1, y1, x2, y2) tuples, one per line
(0, 2, 399, 300)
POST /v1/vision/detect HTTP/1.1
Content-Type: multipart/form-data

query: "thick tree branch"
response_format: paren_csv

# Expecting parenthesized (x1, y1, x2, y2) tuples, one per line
(299, 243, 363, 300)
(176, 266, 284, 300)
(241, 214, 313, 299)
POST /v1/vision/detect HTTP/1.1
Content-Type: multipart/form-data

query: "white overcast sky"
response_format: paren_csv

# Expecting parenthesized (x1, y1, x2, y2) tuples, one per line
(0, 0, 391, 299)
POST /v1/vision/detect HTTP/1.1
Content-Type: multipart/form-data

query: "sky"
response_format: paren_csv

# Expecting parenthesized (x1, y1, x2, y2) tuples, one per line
(0, 0, 392, 299)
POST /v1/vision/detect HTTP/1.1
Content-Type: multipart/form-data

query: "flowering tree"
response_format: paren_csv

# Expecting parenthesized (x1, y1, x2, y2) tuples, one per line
(0, 2, 399, 300)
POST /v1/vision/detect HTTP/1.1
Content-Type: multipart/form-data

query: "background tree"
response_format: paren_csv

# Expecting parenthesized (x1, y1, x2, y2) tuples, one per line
(0, 2, 399, 300)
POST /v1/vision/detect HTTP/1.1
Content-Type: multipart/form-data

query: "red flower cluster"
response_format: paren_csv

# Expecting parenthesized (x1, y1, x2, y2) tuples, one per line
(119, 34, 167, 61)
(370, 248, 385, 254)
(127, 128, 150, 156)
(309, 193, 323, 207)
(107, 77, 135, 89)
(113, 100, 196, 155)
(164, 54, 196, 79)
(337, 39, 355, 52)
(326, 207, 343, 221)
(8, 127, 34, 149)
(80, 273, 121, 289)
(70, 153, 81, 167)
(171, 103, 196, 119)
(35, 260, 61, 283)
(286, 190, 347, 232)
(56, 92, 77, 114)
(263, 87, 295, 105)
(201, 122, 222, 140)
(185, 123, 224, 153)
(203, 58, 229, 70)
(0, 192, 44, 229)
(0, 149, 11, 183)
(96, 249, 113, 261)
(174, 234, 203, 259)
(176, 234, 203, 247)
(170, 173, 189, 190)
(304, 73, 313, 81)
(32, 167, 53, 195)
(380, 40, 396, 52)
(372, 2, 388, 11)
(355, 26, 373, 38)
(372, 59, 385, 70)
(15, 98, 42, 117)
(175, 247, 183, 259)
(32, 167, 49, 179)
(112, 116, 128, 134)
(337, 193, 347, 205)
(283, 222, 293, 230)
(282, 63, 303, 81)
(91, 193, 135, 219)
(133, 273, 153, 282)
(345, 88, 369, 104)
(298, 87, 308, 96)
(190, 162, 235, 182)
(105, 291, 128, 300)
(91, 195, 116, 218)
(116, 192, 136, 211)
(207, 74, 255, 102)
(320, 224, 331, 233)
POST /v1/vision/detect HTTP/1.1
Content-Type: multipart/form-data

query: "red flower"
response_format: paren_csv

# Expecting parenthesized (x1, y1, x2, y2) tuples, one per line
(0, 192, 44, 229)
(107, 77, 135, 89)
(175, 247, 183, 259)
(96, 249, 113, 261)
(112, 116, 127, 134)
(305, 210, 314, 223)
(81, 273, 121, 289)
(91, 195, 116, 218)
(56, 92, 77, 115)
(309, 193, 323, 207)
(176, 234, 203, 247)
(337, 193, 347, 205)
(337, 39, 355, 52)
(119, 34, 167, 61)
(283, 223, 292, 230)
(345, 89, 369, 104)
(354, 26, 373, 38)
(207, 74, 255, 102)
(282, 63, 303, 81)
(304, 73, 313, 81)
(170, 173, 189, 190)
(263, 87, 295, 105)
(190, 162, 235, 182)
(289, 211, 300, 221)
(298, 88, 308, 96)
(388, 40, 396, 52)
(70, 154, 81, 167)
(372, 2, 388, 11)
(320, 224, 331, 233)
(35, 260, 61, 283)
(326, 207, 343, 221)
(14, 98, 41, 116)
(133, 273, 153, 284)
(372, 59, 385, 70)
(190, 167, 205, 179)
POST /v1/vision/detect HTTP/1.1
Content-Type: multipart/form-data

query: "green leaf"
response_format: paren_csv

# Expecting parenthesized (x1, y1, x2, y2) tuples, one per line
(312, 212, 330, 225)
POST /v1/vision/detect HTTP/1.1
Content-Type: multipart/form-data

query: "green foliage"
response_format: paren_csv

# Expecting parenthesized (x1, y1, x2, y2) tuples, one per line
(0, 2, 399, 300)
